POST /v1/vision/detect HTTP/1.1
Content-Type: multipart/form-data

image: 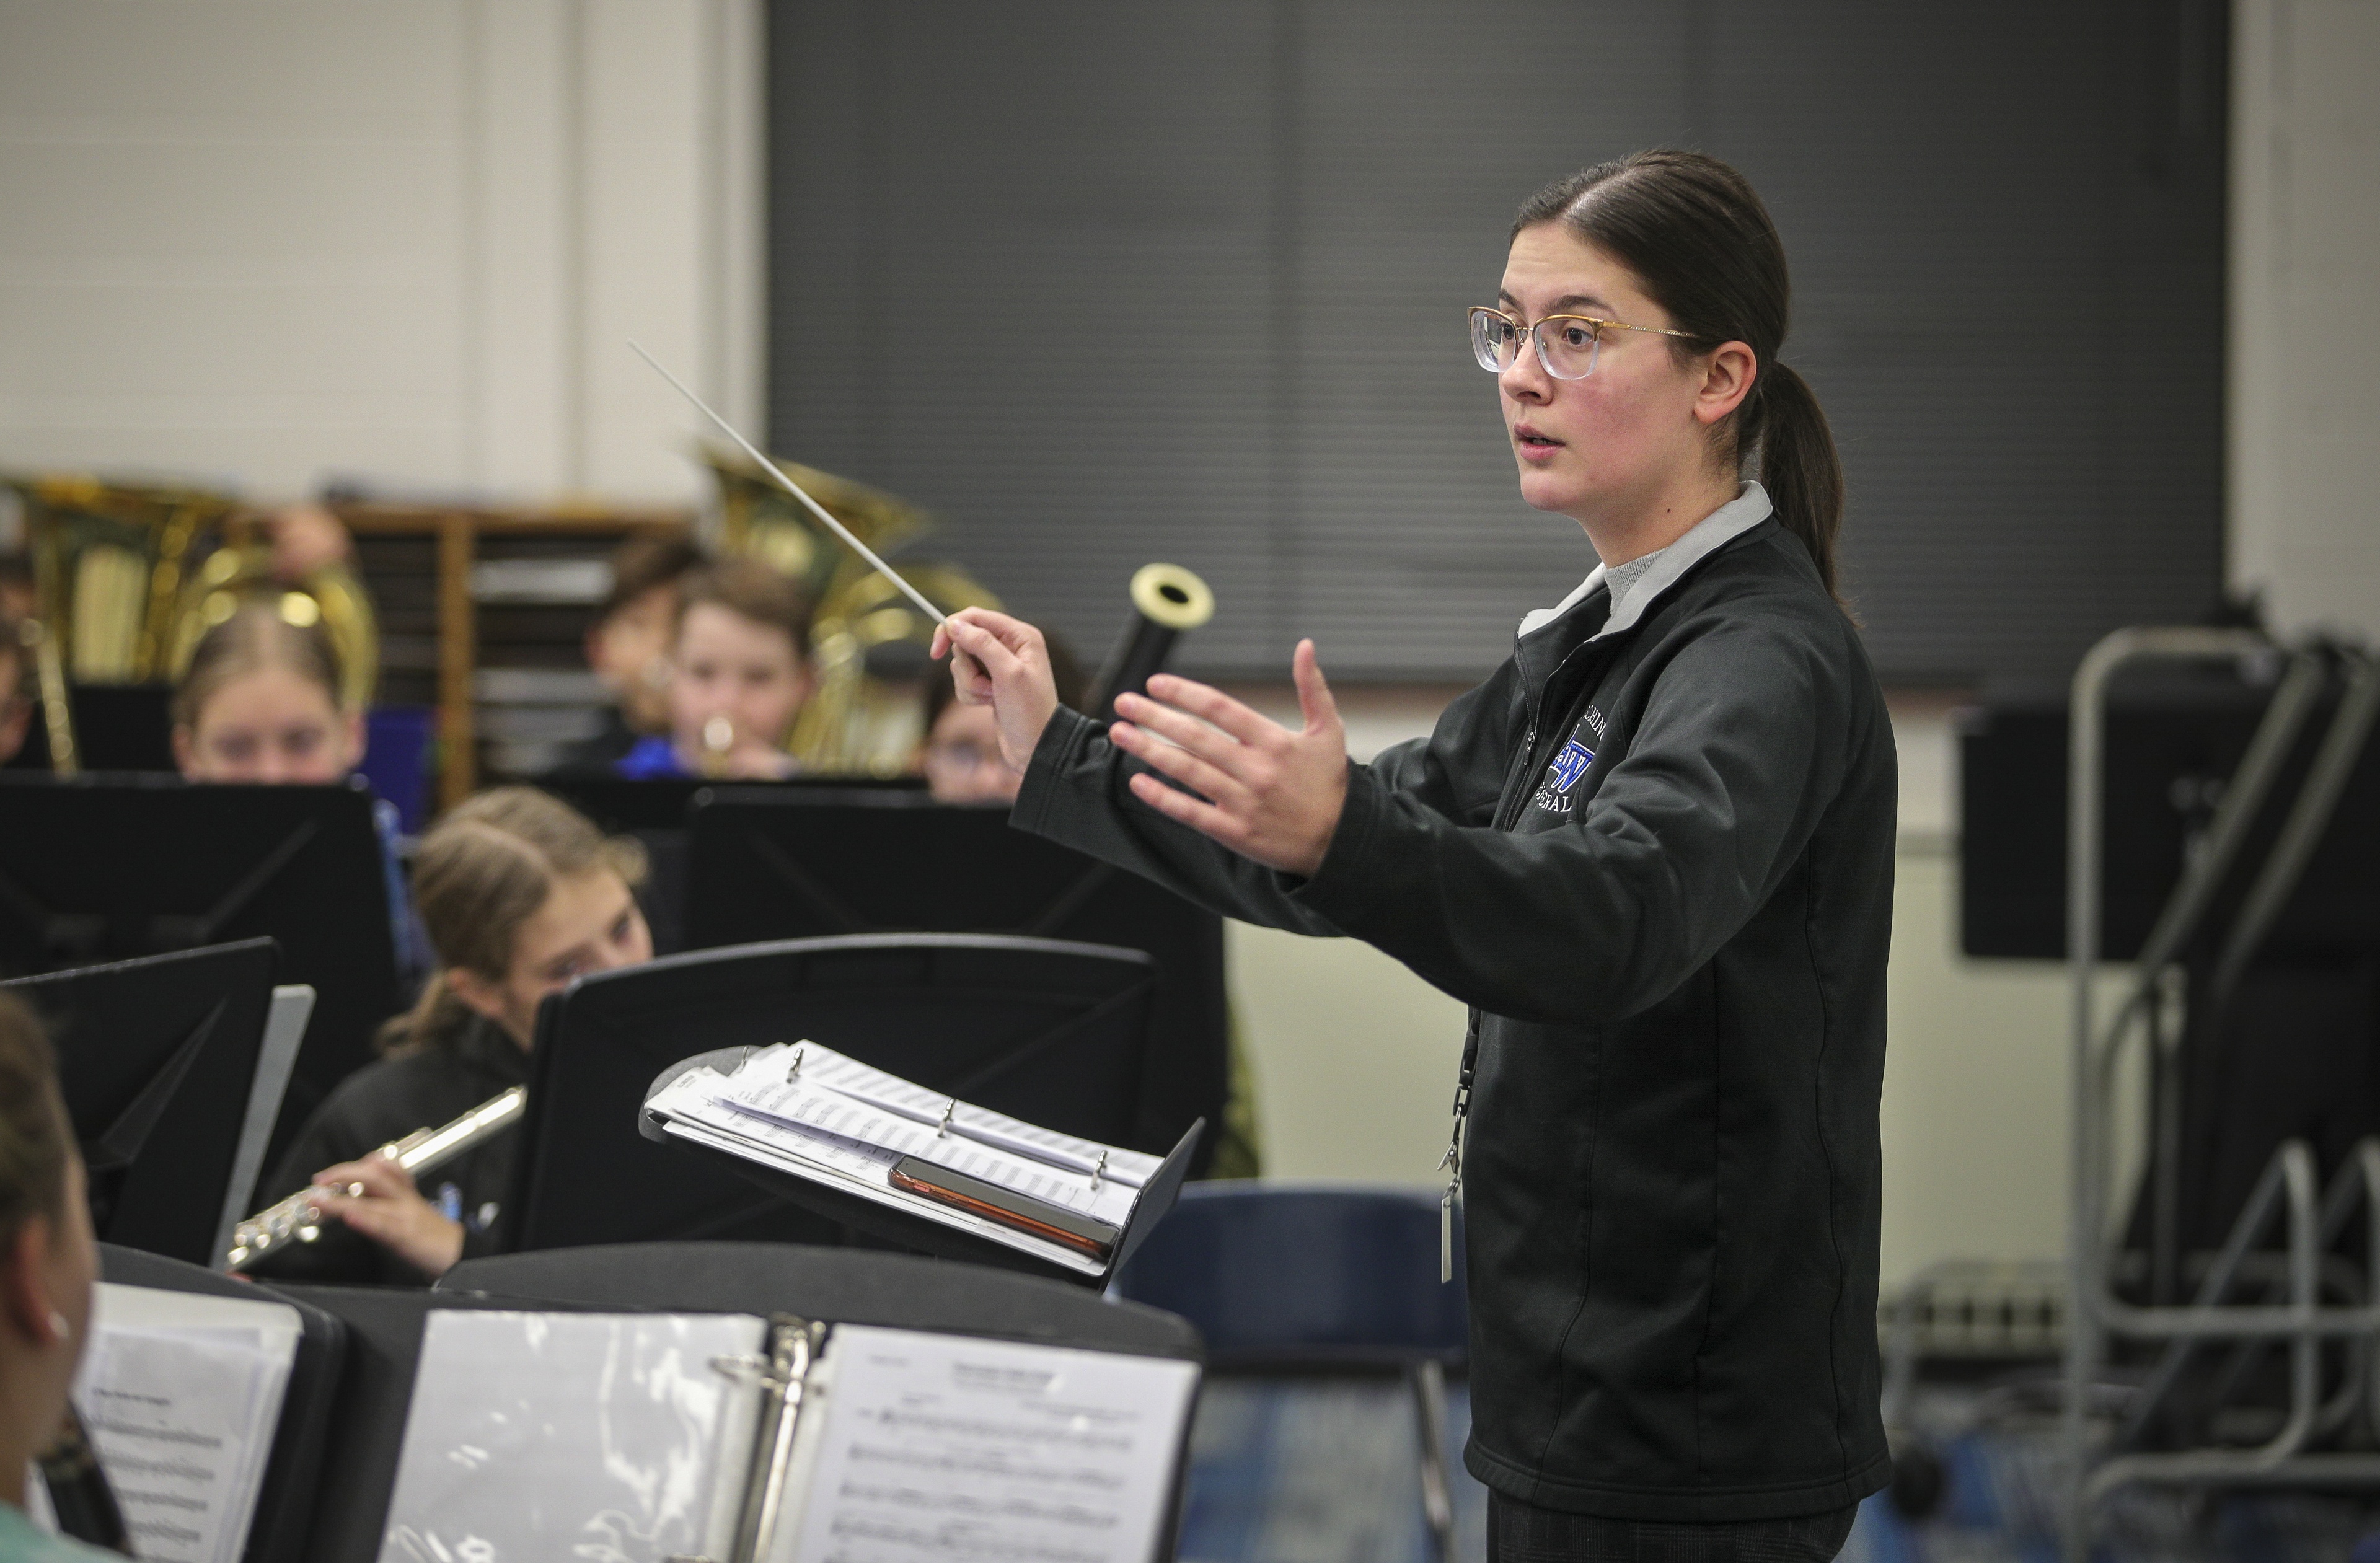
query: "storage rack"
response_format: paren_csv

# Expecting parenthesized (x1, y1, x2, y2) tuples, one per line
(328, 503, 691, 812)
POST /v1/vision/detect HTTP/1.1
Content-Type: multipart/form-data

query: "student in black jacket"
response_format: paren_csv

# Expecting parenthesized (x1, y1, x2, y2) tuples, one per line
(936, 149, 1895, 1560)
(254, 787, 653, 1285)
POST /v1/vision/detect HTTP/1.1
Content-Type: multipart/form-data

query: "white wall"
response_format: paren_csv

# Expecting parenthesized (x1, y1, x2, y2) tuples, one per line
(0, 0, 762, 504)
(2229, 0, 2380, 643)
(1229, 696, 2079, 1290)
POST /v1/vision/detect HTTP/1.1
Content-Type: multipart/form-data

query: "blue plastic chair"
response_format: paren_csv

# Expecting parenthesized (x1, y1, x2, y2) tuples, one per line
(1113, 1184, 1468, 1559)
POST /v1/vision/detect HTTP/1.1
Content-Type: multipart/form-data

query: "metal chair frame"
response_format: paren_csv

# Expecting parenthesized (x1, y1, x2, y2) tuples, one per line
(2061, 628, 2380, 1559)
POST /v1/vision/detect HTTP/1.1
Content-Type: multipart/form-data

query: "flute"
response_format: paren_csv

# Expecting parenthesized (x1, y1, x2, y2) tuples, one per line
(223, 1087, 526, 1272)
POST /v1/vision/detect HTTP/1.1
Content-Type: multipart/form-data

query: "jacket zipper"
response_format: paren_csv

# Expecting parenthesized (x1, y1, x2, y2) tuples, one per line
(1441, 636, 1605, 1282)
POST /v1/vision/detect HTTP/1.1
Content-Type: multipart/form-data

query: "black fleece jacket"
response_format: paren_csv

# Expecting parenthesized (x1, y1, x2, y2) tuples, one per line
(1012, 487, 1897, 1521)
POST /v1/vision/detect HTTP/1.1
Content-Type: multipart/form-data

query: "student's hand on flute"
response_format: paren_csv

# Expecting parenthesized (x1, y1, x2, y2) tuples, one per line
(1110, 640, 1348, 879)
(310, 1152, 466, 1279)
(934, 609, 1062, 772)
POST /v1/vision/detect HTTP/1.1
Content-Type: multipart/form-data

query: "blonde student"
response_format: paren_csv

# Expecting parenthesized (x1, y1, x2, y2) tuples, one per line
(251, 788, 652, 1285)
(173, 602, 430, 982)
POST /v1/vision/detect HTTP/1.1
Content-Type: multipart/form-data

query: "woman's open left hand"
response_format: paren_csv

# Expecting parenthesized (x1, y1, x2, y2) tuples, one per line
(311, 1152, 465, 1278)
(1109, 639, 1348, 878)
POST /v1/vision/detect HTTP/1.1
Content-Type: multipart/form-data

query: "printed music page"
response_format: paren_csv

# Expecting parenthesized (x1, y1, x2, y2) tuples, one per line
(70, 1282, 302, 1563)
(776, 1325, 1199, 1563)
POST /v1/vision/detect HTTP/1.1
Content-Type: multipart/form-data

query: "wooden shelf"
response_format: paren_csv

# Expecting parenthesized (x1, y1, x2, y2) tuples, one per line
(331, 504, 692, 812)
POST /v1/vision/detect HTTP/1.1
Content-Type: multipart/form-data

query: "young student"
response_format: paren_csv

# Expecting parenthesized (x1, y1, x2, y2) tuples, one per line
(939, 150, 1894, 1560)
(172, 602, 429, 984)
(253, 788, 652, 1285)
(551, 534, 708, 775)
(0, 992, 112, 1562)
(617, 557, 814, 780)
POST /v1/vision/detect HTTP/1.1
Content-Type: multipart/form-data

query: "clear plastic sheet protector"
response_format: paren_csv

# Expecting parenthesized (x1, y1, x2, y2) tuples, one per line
(376, 1309, 769, 1563)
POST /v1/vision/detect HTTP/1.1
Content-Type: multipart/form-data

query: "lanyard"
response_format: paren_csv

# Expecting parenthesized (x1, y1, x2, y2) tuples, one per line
(1439, 1009, 1480, 1283)
(1436, 605, 1611, 1285)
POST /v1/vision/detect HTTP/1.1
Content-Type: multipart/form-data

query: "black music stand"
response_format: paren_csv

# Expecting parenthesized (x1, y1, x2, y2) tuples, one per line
(98, 1244, 346, 1563)
(541, 773, 922, 835)
(278, 1243, 1203, 1563)
(7, 941, 281, 1266)
(4, 684, 176, 773)
(506, 933, 1161, 1257)
(684, 790, 1228, 1171)
(0, 775, 402, 1166)
(258, 1283, 588, 1563)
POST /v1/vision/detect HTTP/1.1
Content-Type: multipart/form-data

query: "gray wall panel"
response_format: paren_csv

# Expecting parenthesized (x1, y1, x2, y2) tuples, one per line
(768, 0, 2224, 687)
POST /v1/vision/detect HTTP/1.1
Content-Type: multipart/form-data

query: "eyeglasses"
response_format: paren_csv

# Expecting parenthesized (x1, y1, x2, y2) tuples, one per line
(1467, 306, 1698, 380)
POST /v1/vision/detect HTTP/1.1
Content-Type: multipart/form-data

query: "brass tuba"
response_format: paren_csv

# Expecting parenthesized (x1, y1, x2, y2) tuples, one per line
(9, 473, 232, 686)
(703, 444, 1000, 775)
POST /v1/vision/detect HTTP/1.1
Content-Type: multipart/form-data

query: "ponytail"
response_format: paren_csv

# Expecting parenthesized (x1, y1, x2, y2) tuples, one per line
(1516, 149, 1854, 614)
(1749, 361, 1846, 607)
(376, 971, 478, 1057)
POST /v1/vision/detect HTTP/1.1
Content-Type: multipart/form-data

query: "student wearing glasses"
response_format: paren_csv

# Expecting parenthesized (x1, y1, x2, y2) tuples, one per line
(938, 150, 1894, 1560)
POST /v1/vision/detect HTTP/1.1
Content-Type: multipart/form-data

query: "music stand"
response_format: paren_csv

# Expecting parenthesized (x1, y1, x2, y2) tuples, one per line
(540, 773, 923, 835)
(2, 684, 175, 773)
(506, 933, 1161, 1257)
(0, 775, 403, 1166)
(280, 1243, 1204, 1563)
(6, 941, 282, 1266)
(99, 1244, 346, 1563)
(684, 790, 1228, 1171)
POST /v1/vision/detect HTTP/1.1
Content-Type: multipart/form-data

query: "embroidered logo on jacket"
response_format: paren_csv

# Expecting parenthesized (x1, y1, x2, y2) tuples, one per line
(1533, 736, 1597, 814)
(1546, 738, 1595, 793)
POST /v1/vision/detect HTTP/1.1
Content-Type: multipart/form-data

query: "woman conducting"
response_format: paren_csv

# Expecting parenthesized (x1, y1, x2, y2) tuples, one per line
(937, 149, 1895, 1559)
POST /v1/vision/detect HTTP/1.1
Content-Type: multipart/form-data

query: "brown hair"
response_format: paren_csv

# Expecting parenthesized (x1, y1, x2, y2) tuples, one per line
(0, 991, 71, 1250)
(382, 787, 647, 1054)
(602, 534, 707, 622)
(172, 601, 345, 731)
(1513, 150, 1848, 607)
(677, 557, 814, 658)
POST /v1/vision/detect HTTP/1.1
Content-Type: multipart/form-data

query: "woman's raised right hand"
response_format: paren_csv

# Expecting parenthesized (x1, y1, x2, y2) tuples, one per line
(932, 608, 1062, 774)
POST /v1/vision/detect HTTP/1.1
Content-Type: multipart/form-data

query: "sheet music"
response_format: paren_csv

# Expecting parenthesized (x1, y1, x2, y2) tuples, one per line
(645, 1063, 1116, 1277)
(774, 1326, 1199, 1563)
(69, 1282, 301, 1563)
(652, 1105, 1104, 1279)
(791, 1045, 1162, 1189)
(707, 1065, 1139, 1229)
(377, 1310, 768, 1563)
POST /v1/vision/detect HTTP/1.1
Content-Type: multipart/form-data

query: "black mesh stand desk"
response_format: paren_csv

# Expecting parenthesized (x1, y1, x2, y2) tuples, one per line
(8, 940, 282, 1266)
(0, 776, 402, 1166)
(506, 933, 1170, 1258)
(685, 789, 1230, 1173)
(643, 1044, 1202, 1287)
(275, 1244, 1205, 1563)
(97, 1244, 346, 1563)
